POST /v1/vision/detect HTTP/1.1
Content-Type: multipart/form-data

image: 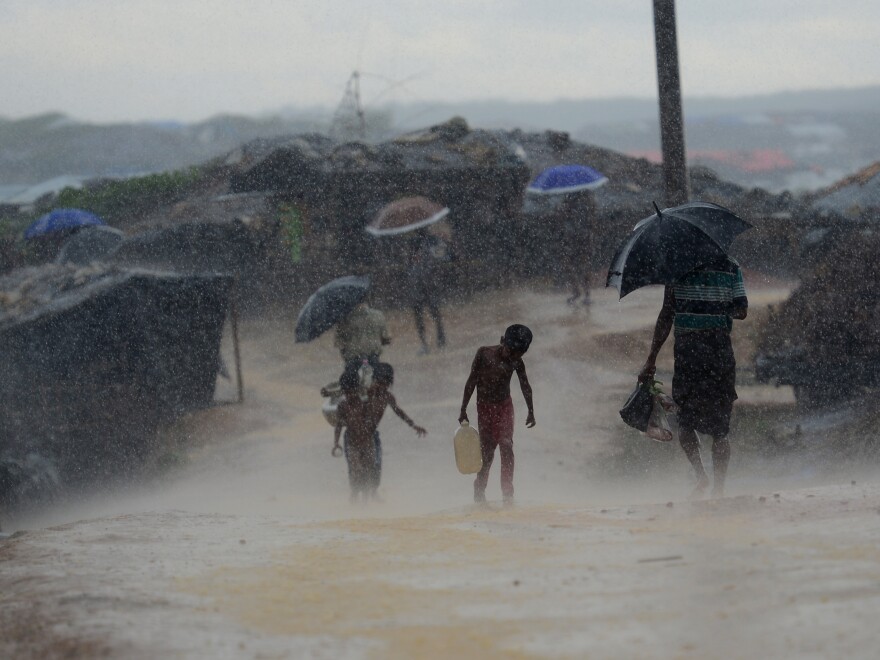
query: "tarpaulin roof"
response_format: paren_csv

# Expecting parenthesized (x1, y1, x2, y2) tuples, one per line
(809, 161, 880, 219)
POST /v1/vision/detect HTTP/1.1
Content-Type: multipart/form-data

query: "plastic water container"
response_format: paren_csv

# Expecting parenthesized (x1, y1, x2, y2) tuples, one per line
(453, 421, 483, 474)
(320, 362, 373, 427)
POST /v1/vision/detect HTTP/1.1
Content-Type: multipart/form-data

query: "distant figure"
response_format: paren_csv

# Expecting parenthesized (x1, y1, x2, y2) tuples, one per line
(639, 256, 748, 498)
(333, 364, 426, 502)
(558, 191, 597, 306)
(459, 324, 536, 504)
(407, 234, 447, 355)
(334, 301, 391, 372)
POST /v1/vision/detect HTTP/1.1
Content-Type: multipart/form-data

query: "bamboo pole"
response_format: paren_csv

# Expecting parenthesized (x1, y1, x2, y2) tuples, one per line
(230, 282, 244, 404)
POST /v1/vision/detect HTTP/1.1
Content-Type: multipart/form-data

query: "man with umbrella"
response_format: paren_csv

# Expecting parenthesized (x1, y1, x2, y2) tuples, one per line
(638, 256, 747, 498)
(609, 202, 751, 498)
(334, 299, 391, 373)
(525, 164, 606, 306)
(366, 196, 450, 354)
(557, 190, 598, 306)
(407, 232, 447, 355)
(295, 275, 391, 373)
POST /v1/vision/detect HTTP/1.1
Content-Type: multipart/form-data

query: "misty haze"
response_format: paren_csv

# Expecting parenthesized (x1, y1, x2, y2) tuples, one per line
(2, 2, 880, 658)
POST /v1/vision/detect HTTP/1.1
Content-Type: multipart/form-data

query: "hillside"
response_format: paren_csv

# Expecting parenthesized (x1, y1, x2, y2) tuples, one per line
(0, 113, 322, 184)
(2, 86, 879, 193)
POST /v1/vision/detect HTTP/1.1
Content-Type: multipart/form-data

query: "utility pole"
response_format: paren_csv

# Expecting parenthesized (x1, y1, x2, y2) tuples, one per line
(653, 0, 690, 206)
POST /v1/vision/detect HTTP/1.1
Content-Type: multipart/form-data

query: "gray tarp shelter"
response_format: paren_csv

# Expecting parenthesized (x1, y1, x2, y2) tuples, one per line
(0, 263, 233, 505)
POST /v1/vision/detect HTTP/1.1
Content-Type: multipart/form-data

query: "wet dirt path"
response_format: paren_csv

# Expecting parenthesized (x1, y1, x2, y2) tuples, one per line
(7, 279, 878, 659)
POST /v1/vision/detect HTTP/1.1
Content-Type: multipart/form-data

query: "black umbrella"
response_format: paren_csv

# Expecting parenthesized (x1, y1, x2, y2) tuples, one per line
(295, 275, 370, 343)
(606, 201, 752, 298)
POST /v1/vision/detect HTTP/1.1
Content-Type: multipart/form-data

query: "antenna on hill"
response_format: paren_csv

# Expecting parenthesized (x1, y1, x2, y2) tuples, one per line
(330, 68, 432, 141)
(330, 70, 367, 141)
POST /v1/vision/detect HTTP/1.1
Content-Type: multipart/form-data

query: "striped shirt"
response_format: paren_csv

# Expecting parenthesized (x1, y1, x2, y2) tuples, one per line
(673, 258, 747, 335)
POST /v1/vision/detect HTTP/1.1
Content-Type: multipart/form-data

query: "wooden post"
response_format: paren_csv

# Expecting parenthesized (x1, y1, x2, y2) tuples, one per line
(230, 282, 244, 404)
(653, 0, 691, 206)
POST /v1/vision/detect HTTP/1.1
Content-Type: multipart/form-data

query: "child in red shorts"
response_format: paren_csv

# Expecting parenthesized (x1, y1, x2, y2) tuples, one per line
(459, 324, 535, 504)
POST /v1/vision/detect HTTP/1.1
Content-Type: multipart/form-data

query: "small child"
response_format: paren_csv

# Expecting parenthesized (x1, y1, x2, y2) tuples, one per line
(459, 324, 535, 504)
(333, 364, 426, 501)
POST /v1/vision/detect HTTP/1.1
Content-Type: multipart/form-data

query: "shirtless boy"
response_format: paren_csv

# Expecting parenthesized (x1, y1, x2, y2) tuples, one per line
(459, 324, 535, 504)
(333, 364, 426, 501)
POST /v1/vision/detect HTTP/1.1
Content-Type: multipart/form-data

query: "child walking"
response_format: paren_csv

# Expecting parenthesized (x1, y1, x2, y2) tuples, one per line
(333, 364, 426, 501)
(459, 324, 535, 504)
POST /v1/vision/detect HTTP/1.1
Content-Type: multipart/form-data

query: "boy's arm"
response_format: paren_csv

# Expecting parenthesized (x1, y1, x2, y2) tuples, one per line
(389, 394, 427, 437)
(639, 285, 675, 383)
(459, 350, 482, 424)
(332, 404, 345, 455)
(333, 423, 344, 455)
(730, 267, 748, 320)
(515, 361, 536, 428)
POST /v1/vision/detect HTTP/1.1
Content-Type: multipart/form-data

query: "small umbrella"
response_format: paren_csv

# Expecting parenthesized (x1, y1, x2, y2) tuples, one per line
(24, 208, 105, 240)
(295, 275, 370, 343)
(366, 197, 449, 237)
(606, 201, 752, 299)
(526, 164, 608, 196)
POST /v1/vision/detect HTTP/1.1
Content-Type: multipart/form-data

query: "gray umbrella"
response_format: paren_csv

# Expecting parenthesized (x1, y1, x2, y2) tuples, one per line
(295, 275, 370, 343)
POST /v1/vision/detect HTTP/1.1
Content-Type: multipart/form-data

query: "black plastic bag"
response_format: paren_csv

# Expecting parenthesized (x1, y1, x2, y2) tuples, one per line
(619, 382, 654, 432)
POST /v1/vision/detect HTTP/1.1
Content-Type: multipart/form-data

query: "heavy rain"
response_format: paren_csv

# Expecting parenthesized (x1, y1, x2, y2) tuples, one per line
(2, 1, 880, 657)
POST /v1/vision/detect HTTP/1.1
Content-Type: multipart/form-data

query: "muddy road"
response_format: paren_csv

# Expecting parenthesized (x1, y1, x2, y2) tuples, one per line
(3, 278, 880, 659)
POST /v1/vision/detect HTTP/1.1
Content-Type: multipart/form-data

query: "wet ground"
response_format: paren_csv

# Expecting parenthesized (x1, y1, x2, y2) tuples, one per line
(3, 276, 880, 658)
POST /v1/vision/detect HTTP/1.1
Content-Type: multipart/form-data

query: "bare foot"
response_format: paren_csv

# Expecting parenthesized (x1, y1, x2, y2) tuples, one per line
(688, 475, 710, 500)
(711, 484, 725, 499)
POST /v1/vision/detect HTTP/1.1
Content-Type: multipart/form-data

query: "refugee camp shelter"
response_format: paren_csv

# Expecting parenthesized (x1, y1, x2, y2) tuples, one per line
(0, 263, 233, 504)
(226, 118, 532, 297)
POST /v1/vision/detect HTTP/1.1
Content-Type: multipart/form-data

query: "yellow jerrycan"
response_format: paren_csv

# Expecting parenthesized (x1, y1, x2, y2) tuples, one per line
(453, 421, 483, 474)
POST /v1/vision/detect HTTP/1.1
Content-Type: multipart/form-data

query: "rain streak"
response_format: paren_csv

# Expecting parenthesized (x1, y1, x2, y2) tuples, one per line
(2, 2, 880, 658)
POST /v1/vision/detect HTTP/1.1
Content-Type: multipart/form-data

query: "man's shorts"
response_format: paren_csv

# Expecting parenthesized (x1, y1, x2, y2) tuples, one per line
(673, 330, 737, 438)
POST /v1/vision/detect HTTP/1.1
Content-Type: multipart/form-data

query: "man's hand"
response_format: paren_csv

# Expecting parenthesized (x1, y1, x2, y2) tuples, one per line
(459, 410, 469, 424)
(331, 442, 343, 457)
(413, 425, 427, 437)
(525, 411, 536, 428)
(638, 361, 656, 385)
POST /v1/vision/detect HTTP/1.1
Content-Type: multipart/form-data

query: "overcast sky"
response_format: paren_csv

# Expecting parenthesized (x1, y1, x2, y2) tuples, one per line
(2, 0, 879, 123)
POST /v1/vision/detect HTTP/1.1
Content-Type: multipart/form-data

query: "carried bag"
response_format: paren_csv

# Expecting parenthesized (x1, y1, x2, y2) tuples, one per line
(645, 394, 674, 442)
(619, 383, 654, 432)
(621, 380, 677, 442)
